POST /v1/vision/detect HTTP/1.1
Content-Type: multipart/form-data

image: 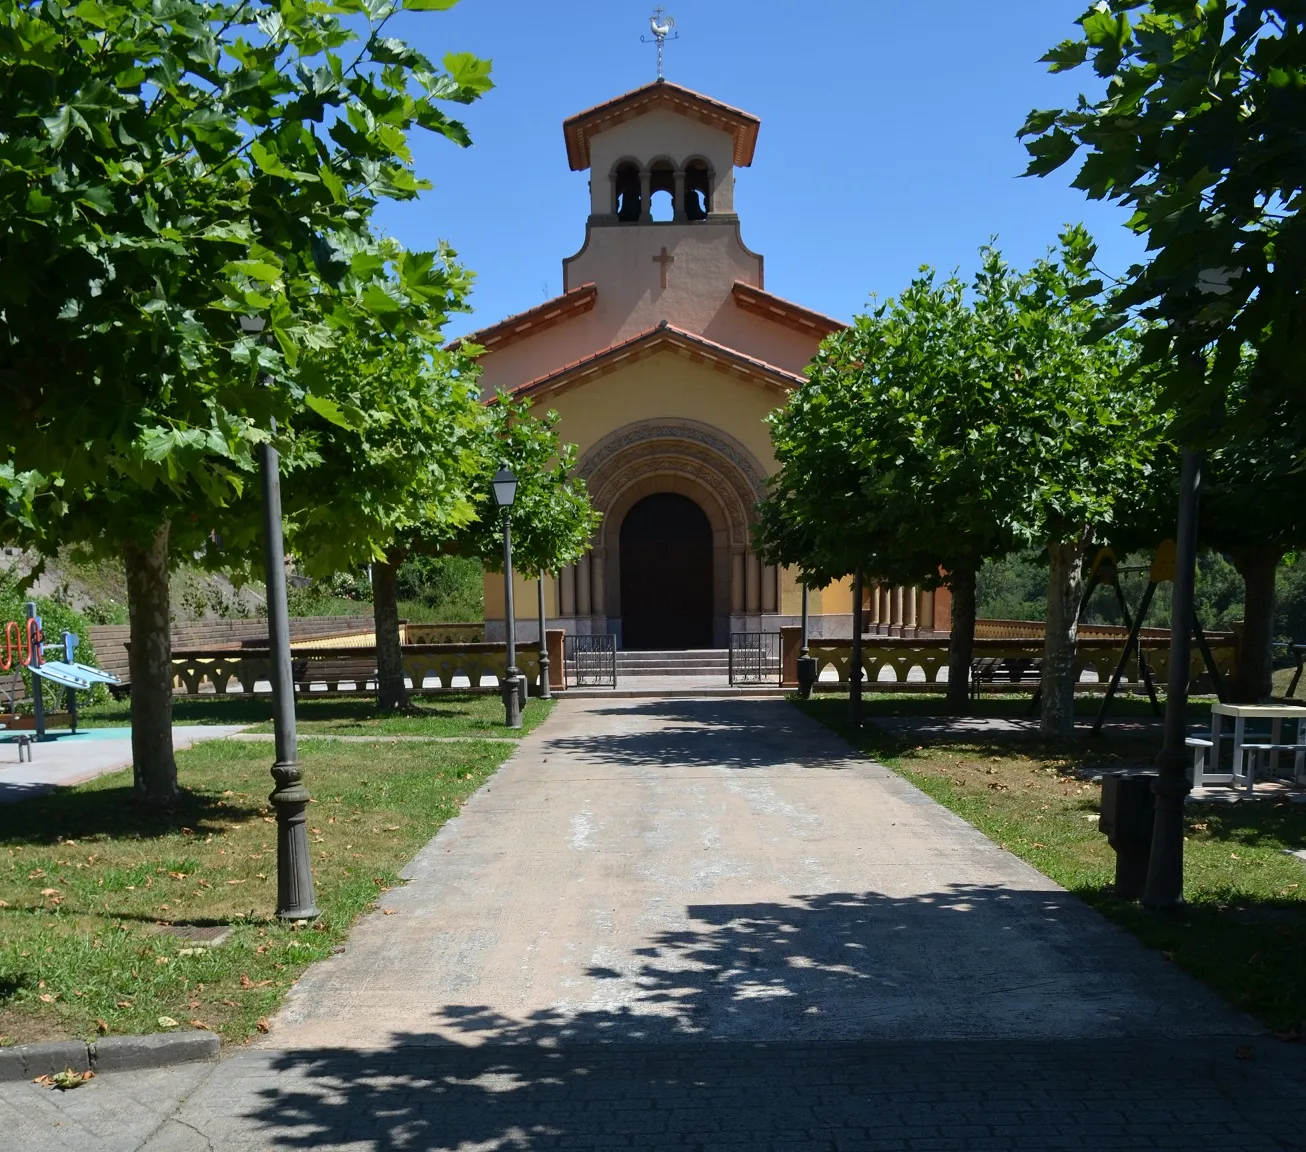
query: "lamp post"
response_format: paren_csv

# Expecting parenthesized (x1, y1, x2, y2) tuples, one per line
(796, 583, 817, 700)
(241, 315, 319, 922)
(492, 466, 522, 729)
(850, 569, 865, 727)
(1142, 448, 1203, 909)
(537, 574, 552, 700)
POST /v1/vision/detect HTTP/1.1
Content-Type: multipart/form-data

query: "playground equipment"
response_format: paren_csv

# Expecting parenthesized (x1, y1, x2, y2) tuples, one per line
(1091, 542, 1228, 735)
(1, 601, 121, 742)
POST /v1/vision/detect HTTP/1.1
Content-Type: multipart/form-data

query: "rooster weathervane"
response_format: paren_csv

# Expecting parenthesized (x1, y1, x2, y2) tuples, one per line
(641, 7, 678, 80)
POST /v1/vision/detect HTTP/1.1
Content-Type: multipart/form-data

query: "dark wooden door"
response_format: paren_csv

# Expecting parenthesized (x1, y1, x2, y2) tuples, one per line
(619, 493, 714, 650)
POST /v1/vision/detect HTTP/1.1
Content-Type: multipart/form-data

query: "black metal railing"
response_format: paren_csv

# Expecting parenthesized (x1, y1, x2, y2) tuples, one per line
(729, 632, 782, 686)
(565, 634, 617, 688)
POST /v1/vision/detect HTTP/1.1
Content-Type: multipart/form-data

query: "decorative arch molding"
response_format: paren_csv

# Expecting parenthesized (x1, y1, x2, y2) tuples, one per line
(578, 419, 769, 500)
(591, 451, 749, 552)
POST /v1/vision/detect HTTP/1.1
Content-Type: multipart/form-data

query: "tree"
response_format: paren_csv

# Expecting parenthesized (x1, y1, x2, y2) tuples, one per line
(1018, 1, 1306, 445)
(757, 262, 1020, 714)
(757, 231, 1164, 734)
(289, 377, 599, 710)
(0, 0, 492, 801)
(283, 311, 487, 710)
(1202, 390, 1306, 700)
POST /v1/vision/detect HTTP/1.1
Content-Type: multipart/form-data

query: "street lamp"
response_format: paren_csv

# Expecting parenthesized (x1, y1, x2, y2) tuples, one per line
(1142, 447, 1203, 909)
(796, 582, 817, 699)
(492, 466, 522, 729)
(537, 574, 552, 700)
(240, 314, 319, 921)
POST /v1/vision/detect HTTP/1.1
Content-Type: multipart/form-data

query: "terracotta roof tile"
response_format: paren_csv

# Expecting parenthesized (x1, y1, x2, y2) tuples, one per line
(731, 282, 845, 338)
(503, 321, 805, 403)
(563, 81, 760, 171)
(452, 284, 597, 353)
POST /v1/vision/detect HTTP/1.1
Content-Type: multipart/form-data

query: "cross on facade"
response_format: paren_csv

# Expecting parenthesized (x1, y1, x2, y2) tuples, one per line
(652, 246, 675, 289)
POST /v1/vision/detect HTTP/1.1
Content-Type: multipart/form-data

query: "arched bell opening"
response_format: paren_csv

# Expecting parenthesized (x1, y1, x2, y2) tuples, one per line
(614, 160, 643, 222)
(684, 159, 712, 220)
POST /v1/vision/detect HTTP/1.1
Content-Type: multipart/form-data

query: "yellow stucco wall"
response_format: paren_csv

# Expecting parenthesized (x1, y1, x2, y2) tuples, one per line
(539, 350, 783, 470)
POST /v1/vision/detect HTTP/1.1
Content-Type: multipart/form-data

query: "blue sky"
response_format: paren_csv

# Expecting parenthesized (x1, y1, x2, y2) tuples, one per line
(372, 1, 1142, 340)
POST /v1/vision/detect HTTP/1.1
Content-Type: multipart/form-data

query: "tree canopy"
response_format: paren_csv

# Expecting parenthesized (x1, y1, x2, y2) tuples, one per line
(0, 0, 493, 799)
(758, 229, 1166, 727)
(1018, 1, 1306, 445)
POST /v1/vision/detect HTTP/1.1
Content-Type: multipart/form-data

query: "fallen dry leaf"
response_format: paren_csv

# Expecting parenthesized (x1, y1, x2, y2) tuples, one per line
(38, 993, 56, 1003)
(34, 1069, 94, 1091)
(255, 1018, 270, 1034)
(116, 1000, 132, 1009)
(157, 1016, 179, 1028)
(96, 1019, 109, 1034)
(1236, 1045, 1253, 1060)
(382, 909, 396, 916)
(189, 1019, 210, 1030)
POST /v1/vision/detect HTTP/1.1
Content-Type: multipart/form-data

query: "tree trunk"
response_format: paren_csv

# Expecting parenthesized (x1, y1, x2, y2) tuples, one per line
(373, 548, 407, 711)
(125, 523, 178, 805)
(945, 564, 977, 714)
(1231, 547, 1280, 703)
(1041, 536, 1086, 741)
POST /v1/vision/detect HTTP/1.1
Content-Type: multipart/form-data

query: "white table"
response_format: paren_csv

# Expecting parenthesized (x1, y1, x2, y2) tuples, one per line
(1195, 703, 1306, 792)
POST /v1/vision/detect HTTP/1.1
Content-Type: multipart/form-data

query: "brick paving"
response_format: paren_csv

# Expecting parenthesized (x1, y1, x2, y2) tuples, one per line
(4, 698, 1306, 1150)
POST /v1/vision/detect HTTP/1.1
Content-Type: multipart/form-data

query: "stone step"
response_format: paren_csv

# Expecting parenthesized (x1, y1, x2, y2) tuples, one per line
(615, 649, 731, 677)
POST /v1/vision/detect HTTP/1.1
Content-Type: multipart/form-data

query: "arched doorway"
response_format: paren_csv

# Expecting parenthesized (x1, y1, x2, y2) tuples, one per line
(620, 493, 714, 649)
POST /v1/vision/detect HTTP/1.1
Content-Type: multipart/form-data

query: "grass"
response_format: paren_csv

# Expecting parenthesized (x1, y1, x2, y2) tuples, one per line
(796, 696, 1306, 1034)
(0, 734, 518, 1047)
(1275, 664, 1303, 700)
(79, 693, 553, 739)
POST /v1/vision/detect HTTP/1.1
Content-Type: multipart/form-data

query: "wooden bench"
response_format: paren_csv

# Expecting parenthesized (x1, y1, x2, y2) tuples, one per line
(970, 657, 1042, 701)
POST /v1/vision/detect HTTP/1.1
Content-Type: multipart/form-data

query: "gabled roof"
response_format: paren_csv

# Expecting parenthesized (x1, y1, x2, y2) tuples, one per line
(731, 282, 845, 338)
(505, 321, 806, 402)
(563, 81, 761, 172)
(451, 284, 597, 354)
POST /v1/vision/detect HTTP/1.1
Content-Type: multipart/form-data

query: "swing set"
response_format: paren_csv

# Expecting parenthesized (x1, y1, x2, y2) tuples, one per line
(1082, 543, 1228, 735)
(2, 601, 121, 743)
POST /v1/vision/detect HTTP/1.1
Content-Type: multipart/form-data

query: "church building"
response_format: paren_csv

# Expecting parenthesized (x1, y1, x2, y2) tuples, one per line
(472, 79, 948, 649)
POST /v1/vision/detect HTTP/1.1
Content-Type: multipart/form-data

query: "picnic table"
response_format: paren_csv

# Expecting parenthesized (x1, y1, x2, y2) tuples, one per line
(1189, 702, 1306, 794)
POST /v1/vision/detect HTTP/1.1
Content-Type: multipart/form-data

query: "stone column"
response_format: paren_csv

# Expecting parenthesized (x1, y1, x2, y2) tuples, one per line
(560, 565, 576, 617)
(577, 554, 592, 617)
(762, 565, 777, 614)
(673, 168, 686, 222)
(918, 588, 935, 634)
(590, 547, 606, 617)
(868, 582, 882, 630)
(905, 586, 919, 633)
(892, 586, 904, 634)
(731, 550, 745, 613)
(639, 169, 652, 222)
(745, 552, 761, 614)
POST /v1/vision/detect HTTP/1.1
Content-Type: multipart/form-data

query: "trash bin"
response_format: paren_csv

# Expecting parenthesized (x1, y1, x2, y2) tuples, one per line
(1099, 771, 1157, 901)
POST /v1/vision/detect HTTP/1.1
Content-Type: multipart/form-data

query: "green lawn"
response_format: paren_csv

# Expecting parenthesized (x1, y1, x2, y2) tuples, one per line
(796, 696, 1306, 1035)
(0, 735, 518, 1047)
(80, 693, 553, 738)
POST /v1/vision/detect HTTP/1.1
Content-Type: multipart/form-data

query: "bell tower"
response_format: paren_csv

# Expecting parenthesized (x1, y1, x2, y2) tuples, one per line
(563, 80, 758, 227)
(559, 80, 765, 337)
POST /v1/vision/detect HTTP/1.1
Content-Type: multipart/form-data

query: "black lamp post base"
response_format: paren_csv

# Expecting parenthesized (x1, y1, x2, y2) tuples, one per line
(502, 674, 523, 730)
(796, 656, 818, 700)
(271, 773, 320, 921)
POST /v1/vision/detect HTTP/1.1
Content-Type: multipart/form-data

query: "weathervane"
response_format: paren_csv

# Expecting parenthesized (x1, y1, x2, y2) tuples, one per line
(641, 7, 677, 80)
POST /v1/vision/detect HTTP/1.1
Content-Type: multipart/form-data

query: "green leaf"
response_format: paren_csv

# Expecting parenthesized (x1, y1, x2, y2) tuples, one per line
(304, 392, 365, 431)
(403, 0, 460, 9)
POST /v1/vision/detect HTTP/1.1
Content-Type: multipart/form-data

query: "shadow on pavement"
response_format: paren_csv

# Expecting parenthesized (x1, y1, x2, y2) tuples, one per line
(543, 698, 856, 771)
(228, 883, 1301, 1150)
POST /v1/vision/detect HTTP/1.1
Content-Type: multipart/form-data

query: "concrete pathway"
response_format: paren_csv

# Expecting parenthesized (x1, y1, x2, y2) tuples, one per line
(0, 726, 250, 803)
(5, 697, 1305, 1152)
